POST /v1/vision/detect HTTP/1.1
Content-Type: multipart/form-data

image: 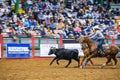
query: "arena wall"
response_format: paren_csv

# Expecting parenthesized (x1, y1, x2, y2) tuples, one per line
(1, 36, 120, 58)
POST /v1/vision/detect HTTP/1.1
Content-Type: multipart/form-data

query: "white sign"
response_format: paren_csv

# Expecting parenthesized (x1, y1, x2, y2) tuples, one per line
(64, 43, 84, 56)
(40, 44, 58, 57)
(0, 44, 1, 58)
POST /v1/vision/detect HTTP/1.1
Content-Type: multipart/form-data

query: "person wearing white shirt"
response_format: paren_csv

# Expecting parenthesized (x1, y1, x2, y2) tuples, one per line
(90, 25, 105, 55)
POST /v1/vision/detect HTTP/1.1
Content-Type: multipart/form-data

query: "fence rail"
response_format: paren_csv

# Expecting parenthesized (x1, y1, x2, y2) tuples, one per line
(2, 36, 120, 48)
(0, 35, 120, 58)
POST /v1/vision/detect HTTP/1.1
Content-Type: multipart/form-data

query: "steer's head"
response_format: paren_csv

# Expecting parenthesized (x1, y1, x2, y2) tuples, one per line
(48, 47, 56, 55)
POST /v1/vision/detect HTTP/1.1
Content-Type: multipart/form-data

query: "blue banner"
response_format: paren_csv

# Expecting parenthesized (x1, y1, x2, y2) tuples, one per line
(7, 43, 30, 58)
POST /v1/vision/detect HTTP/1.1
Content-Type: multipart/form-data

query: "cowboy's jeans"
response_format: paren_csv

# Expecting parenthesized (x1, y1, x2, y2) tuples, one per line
(98, 39, 104, 51)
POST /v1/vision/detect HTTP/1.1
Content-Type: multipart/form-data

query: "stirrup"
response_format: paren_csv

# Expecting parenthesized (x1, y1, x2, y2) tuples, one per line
(100, 50, 105, 55)
(98, 49, 104, 55)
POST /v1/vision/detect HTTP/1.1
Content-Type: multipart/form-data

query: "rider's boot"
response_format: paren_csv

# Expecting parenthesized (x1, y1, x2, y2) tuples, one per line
(99, 49, 105, 56)
(98, 49, 104, 56)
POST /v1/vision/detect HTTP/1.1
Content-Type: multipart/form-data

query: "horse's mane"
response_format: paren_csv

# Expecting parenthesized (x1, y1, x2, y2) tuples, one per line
(84, 35, 95, 43)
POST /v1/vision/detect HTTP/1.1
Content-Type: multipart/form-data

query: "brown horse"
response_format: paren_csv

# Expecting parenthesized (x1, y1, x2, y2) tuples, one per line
(80, 43, 94, 65)
(78, 35, 120, 68)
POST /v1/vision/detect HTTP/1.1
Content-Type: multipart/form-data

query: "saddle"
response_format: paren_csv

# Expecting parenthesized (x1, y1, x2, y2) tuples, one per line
(97, 44, 110, 56)
(89, 47, 105, 57)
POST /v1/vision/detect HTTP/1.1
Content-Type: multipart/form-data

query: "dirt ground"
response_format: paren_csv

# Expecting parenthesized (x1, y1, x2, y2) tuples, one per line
(0, 57, 120, 80)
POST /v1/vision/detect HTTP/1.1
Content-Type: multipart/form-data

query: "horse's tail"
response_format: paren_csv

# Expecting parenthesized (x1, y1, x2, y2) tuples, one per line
(115, 44, 120, 51)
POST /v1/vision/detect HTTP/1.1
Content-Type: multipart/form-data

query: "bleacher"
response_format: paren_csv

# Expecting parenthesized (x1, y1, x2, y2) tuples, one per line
(0, 0, 120, 40)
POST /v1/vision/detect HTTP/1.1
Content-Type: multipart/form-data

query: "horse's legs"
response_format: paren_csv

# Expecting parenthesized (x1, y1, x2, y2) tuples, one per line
(112, 55, 118, 68)
(101, 55, 111, 68)
(81, 56, 86, 65)
(65, 59, 72, 68)
(81, 56, 93, 66)
(82, 53, 95, 68)
(90, 59, 94, 65)
(49, 57, 57, 65)
(106, 55, 112, 65)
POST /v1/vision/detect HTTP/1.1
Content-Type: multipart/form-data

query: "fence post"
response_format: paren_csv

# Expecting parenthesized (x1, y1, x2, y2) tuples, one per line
(0, 34, 4, 58)
(59, 35, 63, 48)
(111, 36, 115, 44)
(31, 35, 35, 58)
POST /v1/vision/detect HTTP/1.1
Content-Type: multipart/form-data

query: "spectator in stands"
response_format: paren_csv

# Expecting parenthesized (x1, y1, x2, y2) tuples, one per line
(116, 8, 120, 16)
(37, 11, 45, 24)
(39, 25, 46, 37)
(57, 19, 65, 30)
(0, 0, 120, 40)
(116, 22, 120, 33)
(73, 22, 81, 38)
(45, 17, 51, 27)
(77, 9, 84, 19)
(49, 19, 56, 32)
(0, 25, 2, 34)
(64, 24, 74, 38)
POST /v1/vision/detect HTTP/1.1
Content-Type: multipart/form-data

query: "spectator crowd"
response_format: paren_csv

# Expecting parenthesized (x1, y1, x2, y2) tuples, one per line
(0, 0, 120, 41)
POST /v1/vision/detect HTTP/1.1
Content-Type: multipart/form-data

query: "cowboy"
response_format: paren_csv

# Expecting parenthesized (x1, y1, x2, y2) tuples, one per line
(89, 25, 105, 55)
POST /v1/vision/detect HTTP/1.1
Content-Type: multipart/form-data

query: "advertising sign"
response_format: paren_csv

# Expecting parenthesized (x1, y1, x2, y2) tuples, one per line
(40, 38, 58, 57)
(6, 43, 30, 58)
(40, 44, 58, 57)
(64, 43, 84, 56)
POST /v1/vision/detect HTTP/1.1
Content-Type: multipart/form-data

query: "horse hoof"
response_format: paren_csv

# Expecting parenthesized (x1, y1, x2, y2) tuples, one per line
(100, 64, 105, 68)
(65, 66, 68, 68)
(80, 66, 83, 69)
(100, 63, 106, 68)
(112, 65, 116, 68)
(100, 65, 104, 68)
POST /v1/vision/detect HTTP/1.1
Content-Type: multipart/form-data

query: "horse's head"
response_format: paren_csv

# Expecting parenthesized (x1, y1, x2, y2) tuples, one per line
(78, 36, 85, 43)
(84, 35, 91, 41)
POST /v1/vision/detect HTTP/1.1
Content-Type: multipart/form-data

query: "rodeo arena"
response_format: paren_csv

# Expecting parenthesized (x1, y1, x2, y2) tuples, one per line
(0, 0, 120, 80)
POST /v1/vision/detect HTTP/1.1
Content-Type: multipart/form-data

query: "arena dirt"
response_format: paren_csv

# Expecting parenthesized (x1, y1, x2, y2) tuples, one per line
(0, 57, 120, 80)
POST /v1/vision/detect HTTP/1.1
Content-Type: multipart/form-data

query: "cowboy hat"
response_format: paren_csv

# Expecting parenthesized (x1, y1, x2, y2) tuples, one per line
(93, 25, 100, 30)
